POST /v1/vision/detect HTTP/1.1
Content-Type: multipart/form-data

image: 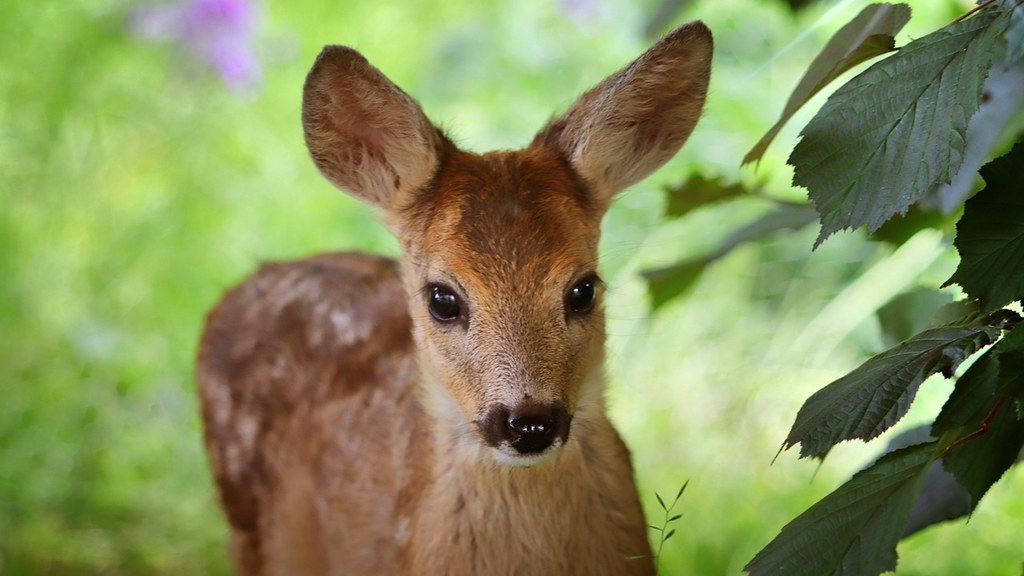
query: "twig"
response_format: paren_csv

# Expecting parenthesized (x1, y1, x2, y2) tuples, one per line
(954, 0, 996, 23)
(940, 396, 1008, 458)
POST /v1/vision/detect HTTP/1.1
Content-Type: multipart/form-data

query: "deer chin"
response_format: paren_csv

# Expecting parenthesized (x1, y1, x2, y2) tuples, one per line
(488, 437, 566, 468)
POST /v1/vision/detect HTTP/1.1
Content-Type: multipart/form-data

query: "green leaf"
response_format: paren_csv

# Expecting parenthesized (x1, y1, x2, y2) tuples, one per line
(933, 324, 1024, 507)
(643, 203, 817, 308)
(931, 349, 1002, 440)
(872, 284, 958, 344)
(783, 310, 1018, 458)
(1005, 0, 1024, 64)
(790, 7, 1006, 247)
(933, 345, 1024, 508)
(869, 206, 957, 247)
(743, 3, 911, 165)
(664, 174, 752, 219)
(876, 288, 955, 348)
(746, 442, 935, 576)
(944, 141, 1024, 311)
(643, 259, 707, 309)
(943, 408, 1024, 508)
(674, 480, 688, 503)
(994, 325, 1024, 399)
(919, 60, 1024, 214)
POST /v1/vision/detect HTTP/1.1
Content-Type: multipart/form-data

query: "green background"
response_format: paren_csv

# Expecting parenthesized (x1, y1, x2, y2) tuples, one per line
(1, 0, 1020, 574)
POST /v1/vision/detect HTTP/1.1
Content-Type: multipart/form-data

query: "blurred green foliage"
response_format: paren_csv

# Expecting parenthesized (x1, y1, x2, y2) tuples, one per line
(1, 0, 1020, 575)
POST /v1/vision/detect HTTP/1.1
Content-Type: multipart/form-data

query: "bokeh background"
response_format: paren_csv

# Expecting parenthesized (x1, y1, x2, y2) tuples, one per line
(2, 0, 1021, 574)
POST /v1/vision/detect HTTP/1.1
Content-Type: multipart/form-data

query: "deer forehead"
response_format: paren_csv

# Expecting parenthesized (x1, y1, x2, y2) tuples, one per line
(403, 147, 604, 295)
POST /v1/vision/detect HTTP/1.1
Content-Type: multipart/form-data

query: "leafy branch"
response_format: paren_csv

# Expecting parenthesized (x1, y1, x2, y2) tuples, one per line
(645, 1, 1024, 574)
(745, 1, 1024, 573)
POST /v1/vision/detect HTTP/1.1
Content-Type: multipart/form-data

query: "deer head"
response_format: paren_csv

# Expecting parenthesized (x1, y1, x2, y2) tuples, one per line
(301, 22, 712, 467)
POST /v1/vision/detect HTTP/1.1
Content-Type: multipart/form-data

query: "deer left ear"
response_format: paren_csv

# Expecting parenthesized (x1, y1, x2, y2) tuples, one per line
(302, 45, 444, 215)
(534, 21, 713, 207)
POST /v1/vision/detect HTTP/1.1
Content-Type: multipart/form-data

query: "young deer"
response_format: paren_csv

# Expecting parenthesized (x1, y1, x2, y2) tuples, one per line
(198, 21, 711, 576)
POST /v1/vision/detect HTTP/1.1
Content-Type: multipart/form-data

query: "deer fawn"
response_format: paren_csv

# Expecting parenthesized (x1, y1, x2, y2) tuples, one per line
(198, 21, 711, 576)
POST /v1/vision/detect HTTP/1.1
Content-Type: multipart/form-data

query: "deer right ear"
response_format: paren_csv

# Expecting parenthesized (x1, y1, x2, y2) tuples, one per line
(302, 46, 443, 213)
(536, 21, 712, 208)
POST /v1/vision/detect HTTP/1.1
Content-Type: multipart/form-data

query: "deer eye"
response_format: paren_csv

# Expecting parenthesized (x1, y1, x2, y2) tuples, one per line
(427, 284, 462, 322)
(566, 275, 599, 315)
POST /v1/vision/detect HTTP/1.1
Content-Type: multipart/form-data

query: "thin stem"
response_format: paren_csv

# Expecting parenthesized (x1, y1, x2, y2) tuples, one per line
(654, 505, 669, 574)
(954, 0, 996, 23)
(940, 396, 1008, 458)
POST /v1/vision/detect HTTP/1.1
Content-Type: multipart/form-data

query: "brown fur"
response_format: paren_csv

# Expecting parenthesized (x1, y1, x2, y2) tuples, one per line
(198, 21, 712, 576)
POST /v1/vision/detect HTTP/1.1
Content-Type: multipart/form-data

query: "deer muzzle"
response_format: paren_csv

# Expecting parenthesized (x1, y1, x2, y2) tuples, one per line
(476, 402, 571, 463)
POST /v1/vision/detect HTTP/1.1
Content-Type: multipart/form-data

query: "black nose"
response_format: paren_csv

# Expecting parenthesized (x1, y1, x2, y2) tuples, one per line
(508, 410, 558, 453)
(477, 403, 571, 455)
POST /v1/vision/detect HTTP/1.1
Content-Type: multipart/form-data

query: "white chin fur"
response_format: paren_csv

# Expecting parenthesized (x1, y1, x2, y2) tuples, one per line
(489, 440, 563, 467)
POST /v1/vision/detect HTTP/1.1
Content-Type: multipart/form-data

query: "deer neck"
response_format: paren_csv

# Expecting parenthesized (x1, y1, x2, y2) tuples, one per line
(399, 360, 647, 575)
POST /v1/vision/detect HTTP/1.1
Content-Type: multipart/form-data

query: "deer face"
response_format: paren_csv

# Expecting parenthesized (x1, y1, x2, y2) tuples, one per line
(396, 147, 607, 465)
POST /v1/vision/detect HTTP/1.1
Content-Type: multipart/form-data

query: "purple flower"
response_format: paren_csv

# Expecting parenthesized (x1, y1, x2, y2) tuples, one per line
(557, 0, 605, 25)
(131, 0, 262, 91)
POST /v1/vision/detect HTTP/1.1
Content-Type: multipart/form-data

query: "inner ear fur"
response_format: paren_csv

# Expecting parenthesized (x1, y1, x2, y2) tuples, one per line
(302, 45, 444, 213)
(534, 21, 713, 206)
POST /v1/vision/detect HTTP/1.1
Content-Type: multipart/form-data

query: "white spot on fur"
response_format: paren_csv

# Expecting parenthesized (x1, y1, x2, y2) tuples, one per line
(395, 516, 411, 545)
(206, 377, 232, 425)
(237, 413, 259, 450)
(328, 308, 370, 345)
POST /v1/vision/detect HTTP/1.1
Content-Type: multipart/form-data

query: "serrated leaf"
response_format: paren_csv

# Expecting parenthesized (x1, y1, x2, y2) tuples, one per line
(746, 442, 935, 576)
(931, 350, 1002, 439)
(744, 3, 911, 165)
(944, 141, 1024, 311)
(994, 325, 1024, 398)
(664, 174, 752, 219)
(1005, 0, 1024, 64)
(902, 458, 973, 538)
(880, 424, 973, 538)
(643, 203, 817, 308)
(942, 396, 1024, 508)
(919, 60, 1024, 214)
(934, 323, 1024, 507)
(784, 310, 1018, 458)
(790, 7, 1006, 247)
